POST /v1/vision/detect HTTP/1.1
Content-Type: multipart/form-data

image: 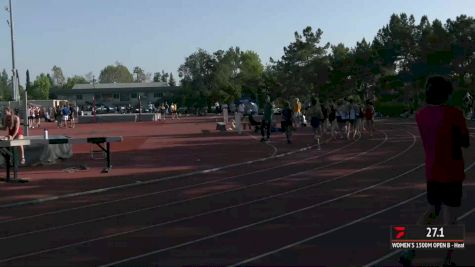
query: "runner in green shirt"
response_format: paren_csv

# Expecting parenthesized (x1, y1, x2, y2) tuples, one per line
(261, 96, 273, 142)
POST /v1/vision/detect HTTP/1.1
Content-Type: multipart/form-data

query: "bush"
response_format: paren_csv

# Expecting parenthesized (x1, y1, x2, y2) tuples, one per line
(375, 102, 411, 117)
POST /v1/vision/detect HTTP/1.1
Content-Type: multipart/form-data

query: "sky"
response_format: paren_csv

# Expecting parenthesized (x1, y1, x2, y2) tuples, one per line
(0, 0, 474, 84)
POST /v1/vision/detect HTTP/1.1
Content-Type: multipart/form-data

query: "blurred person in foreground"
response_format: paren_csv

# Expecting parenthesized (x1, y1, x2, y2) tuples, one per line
(400, 76, 470, 267)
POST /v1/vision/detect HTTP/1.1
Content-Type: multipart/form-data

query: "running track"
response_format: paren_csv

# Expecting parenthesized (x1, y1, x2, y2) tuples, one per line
(0, 119, 474, 266)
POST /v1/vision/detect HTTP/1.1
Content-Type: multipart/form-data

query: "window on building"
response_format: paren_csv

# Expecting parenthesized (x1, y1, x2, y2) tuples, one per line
(94, 93, 101, 100)
(113, 93, 120, 99)
(76, 95, 83, 100)
(154, 92, 163, 98)
(120, 94, 130, 101)
(131, 93, 138, 98)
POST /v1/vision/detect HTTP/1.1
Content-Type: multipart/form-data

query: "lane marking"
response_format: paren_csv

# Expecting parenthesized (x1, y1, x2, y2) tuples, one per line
(246, 133, 278, 157)
(0, 137, 350, 224)
(0, 133, 330, 209)
(105, 161, 424, 267)
(362, 205, 475, 267)
(361, 159, 475, 267)
(232, 162, 475, 267)
(0, 132, 394, 262)
(0, 137, 366, 239)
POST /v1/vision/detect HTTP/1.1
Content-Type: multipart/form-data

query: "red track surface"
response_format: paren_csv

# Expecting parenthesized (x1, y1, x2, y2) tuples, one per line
(0, 117, 473, 266)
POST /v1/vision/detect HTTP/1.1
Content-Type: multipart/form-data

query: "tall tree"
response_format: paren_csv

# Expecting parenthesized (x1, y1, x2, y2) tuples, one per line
(64, 75, 88, 89)
(51, 65, 65, 86)
(26, 70, 31, 92)
(153, 72, 161, 82)
(446, 15, 475, 88)
(327, 43, 352, 98)
(133, 66, 146, 82)
(168, 73, 176, 86)
(239, 50, 264, 100)
(30, 74, 51, 100)
(161, 70, 169, 83)
(0, 69, 11, 100)
(84, 72, 94, 83)
(99, 63, 133, 83)
(178, 48, 216, 108)
(273, 26, 331, 98)
(212, 47, 243, 103)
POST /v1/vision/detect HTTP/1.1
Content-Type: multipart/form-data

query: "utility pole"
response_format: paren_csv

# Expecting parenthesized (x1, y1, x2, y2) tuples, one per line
(6, 0, 18, 101)
(24, 70, 30, 136)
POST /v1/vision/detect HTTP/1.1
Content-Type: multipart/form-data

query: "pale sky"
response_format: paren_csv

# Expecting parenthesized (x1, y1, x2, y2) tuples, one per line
(0, 0, 473, 83)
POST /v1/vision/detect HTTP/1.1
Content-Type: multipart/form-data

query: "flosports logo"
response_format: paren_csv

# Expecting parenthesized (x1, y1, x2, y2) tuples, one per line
(393, 226, 406, 239)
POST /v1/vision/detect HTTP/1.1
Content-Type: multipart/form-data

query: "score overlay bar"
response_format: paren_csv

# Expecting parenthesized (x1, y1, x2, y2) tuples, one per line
(390, 225, 465, 250)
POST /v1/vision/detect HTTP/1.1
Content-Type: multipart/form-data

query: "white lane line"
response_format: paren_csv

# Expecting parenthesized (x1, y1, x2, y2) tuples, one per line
(233, 161, 475, 267)
(91, 132, 419, 266)
(0, 137, 364, 239)
(247, 133, 278, 157)
(0, 132, 392, 262)
(0, 133, 328, 209)
(362, 160, 475, 267)
(0, 137, 347, 224)
(107, 183, 425, 267)
(229, 194, 426, 267)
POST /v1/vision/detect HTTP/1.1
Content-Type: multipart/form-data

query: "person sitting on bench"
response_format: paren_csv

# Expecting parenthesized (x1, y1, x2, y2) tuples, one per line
(3, 107, 26, 164)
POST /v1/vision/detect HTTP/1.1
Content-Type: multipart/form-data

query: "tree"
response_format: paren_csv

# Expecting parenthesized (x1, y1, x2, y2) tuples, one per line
(153, 72, 161, 82)
(30, 73, 51, 100)
(178, 49, 216, 108)
(327, 43, 352, 98)
(51, 65, 65, 86)
(161, 70, 169, 83)
(0, 69, 11, 100)
(271, 26, 331, 98)
(211, 47, 243, 103)
(26, 70, 31, 91)
(64, 75, 88, 89)
(99, 63, 133, 83)
(446, 15, 475, 88)
(168, 73, 176, 86)
(133, 66, 146, 83)
(239, 50, 264, 101)
(84, 72, 94, 83)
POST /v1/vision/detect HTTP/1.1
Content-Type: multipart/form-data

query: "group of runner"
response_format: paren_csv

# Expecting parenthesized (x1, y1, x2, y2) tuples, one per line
(27, 106, 42, 129)
(26, 105, 78, 129)
(155, 102, 179, 121)
(53, 105, 77, 128)
(259, 96, 376, 146)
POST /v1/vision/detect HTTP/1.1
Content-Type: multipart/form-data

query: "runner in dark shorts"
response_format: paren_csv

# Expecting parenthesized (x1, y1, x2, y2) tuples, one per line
(281, 101, 293, 144)
(427, 182, 462, 208)
(306, 98, 323, 149)
(364, 101, 375, 136)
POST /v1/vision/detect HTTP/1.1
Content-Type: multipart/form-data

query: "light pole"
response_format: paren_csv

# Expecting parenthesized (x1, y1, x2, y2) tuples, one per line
(24, 70, 29, 136)
(5, 0, 18, 101)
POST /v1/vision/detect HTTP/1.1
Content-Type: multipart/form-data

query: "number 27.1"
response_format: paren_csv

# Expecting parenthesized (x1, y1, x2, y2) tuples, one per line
(426, 227, 444, 237)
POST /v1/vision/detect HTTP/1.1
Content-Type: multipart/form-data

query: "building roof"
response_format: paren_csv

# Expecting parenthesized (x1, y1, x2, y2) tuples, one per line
(59, 82, 181, 95)
(72, 82, 169, 90)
